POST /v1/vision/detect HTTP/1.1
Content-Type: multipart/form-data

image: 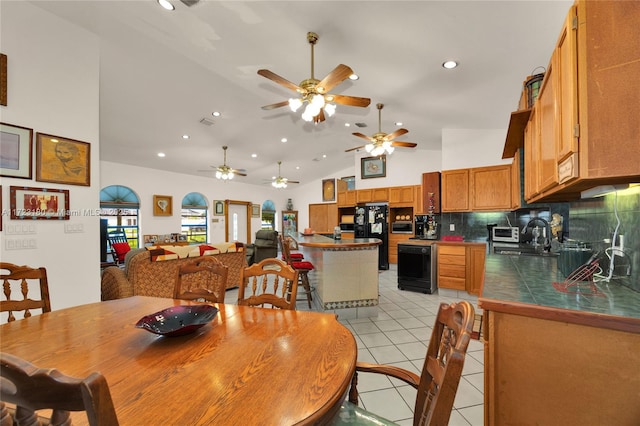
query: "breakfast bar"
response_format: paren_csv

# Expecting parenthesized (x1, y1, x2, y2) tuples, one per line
(289, 232, 381, 319)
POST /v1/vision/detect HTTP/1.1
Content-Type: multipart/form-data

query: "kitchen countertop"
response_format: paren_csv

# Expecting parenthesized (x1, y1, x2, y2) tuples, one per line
(290, 232, 381, 248)
(480, 246, 640, 333)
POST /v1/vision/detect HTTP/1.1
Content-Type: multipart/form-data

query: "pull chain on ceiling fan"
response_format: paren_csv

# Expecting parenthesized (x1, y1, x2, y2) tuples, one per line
(345, 103, 418, 156)
(258, 32, 371, 124)
(272, 161, 299, 189)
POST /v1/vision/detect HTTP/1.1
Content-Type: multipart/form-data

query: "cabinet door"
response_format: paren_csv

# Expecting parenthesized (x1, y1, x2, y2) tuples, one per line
(524, 105, 540, 200)
(346, 191, 357, 205)
(337, 191, 347, 207)
(308, 204, 328, 233)
(437, 245, 466, 290)
(372, 187, 389, 201)
(356, 189, 372, 203)
(441, 169, 469, 212)
(413, 185, 424, 213)
(422, 172, 441, 213)
(470, 165, 512, 211)
(537, 59, 559, 193)
(511, 152, 521, 210)
(466, 245, 486, 295)
(389, 186, 413, 205)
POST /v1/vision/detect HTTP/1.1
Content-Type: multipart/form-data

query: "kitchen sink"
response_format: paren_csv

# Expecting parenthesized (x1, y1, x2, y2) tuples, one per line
(493, 244, 559, 257)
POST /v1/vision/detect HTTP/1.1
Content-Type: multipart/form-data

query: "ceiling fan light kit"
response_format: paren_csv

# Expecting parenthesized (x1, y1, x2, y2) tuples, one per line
(346, 103, 417, 156)
(258, 32, 370, 124)
(214, 146, 246, 181)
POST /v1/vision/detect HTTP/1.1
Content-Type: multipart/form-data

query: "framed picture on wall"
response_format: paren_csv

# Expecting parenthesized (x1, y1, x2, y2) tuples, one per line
(10, 185, 70, 220)
(214, 200, 225, 216)
(0, 122, 33, 179)
(361, 155, 386, 179)
(36, 132, 91, 186)
(322, 178, 336, 202)
(153, 195, 172, 216)
(252, 204, 260, 217)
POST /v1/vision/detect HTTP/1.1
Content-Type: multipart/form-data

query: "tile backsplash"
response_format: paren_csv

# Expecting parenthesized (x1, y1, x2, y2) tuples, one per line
(437, 191, 639, 292)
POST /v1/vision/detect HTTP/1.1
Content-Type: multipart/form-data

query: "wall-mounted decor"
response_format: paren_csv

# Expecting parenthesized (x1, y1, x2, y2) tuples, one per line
(214, 200, 225, 216)
(1, 122, 33, 179)
(9, 185, 70, 220)
(282, 210, 298, 234)
(153, 195, 172, 216)
(252, 204, 261, 218)
(0, 53, 6, 106)
(361, 155, 386, 179)
(36, 133, 90, 186)
(322, 178, 336, 202)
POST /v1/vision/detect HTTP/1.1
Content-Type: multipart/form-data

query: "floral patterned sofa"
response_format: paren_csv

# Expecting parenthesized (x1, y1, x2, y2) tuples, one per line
(101, 242, 246, 301)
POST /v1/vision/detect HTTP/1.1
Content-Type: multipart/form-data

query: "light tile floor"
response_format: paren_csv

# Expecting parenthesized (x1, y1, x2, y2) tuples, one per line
(225, 264, 484, 425)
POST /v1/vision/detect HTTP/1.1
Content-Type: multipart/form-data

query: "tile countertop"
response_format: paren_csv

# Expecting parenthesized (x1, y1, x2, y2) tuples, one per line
(480, 247, 640, 333)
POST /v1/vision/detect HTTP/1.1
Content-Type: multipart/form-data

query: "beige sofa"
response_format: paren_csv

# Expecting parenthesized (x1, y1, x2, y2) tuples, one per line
(101, 242, 246, 301)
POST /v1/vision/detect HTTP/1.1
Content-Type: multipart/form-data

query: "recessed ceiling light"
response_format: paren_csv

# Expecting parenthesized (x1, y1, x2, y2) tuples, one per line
(281, 138, 287, 143)
(442, 60, 458, 69)
(296, 166, 300, 170)
(251, 153, 257, 158)
(157, 0, 174, 11)
(322, 154, 327, 158)
(344, 123, 351, 127)
(349, 74, 359, 80)
(395, 122, 403, 126)
(212, 111, 221, 117)
(182, 135, 190, 139)
(157, 152, 166, 157)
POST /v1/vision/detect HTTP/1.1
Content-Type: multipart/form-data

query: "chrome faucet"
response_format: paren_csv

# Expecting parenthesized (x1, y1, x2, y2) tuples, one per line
(523, 218, 552, 251)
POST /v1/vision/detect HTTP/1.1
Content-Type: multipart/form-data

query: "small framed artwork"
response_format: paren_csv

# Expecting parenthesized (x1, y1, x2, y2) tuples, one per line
(10, 185, 70, 220)
(361, 155, 386, 179)
(153, 195, 172, 216)
(143, 234, 158, 245)
(322, 178, 336, 202)
(214, 200, 225, 216)
(1, 122, 33, 179)
(252, 204, 260, 218)
(177, 235, 188, 242)
(36, 132, 90, 186)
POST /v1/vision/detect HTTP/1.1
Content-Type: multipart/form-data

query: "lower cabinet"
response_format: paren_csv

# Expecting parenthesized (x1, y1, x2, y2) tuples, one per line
(437, 243, 486, 295)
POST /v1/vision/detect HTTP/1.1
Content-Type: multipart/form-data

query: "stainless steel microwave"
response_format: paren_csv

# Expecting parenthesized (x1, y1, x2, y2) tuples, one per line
(492, 226, 520, 243)
(391, 221, 413, 234)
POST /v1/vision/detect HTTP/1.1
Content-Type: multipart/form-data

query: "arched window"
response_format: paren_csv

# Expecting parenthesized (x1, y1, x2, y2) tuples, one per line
(100, 185, 140, 248)
(181, 192, 208, 243)
(261, 200, 276, 230)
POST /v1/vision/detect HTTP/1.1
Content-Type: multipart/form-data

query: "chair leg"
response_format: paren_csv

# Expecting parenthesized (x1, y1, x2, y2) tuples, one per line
(299, 271, 312, 309)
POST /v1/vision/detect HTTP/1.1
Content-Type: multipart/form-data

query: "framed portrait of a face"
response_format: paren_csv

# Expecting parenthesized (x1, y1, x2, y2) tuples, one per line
(36, 133, 90, 186)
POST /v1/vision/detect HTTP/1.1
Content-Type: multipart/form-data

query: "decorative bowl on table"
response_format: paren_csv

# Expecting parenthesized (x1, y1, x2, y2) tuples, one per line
(135, 305, 218, 337)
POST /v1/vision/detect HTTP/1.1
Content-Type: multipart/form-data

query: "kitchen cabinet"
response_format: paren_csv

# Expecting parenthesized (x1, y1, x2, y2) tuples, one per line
(337, 190, 356, 207)
(442, 165, 514, 212)
(437, 243, 485, 295)
(511, 150, 521, 210)
(514, 1, 640, 202)
(388, 233, 410, 265)
(308, 203, 338, 234)
(388, 186, 414, 206)
(413, 185, 424, 214)
(356, 189, 372, 203)
(357, 188, 389, 203)
(421, 172, 441, 213)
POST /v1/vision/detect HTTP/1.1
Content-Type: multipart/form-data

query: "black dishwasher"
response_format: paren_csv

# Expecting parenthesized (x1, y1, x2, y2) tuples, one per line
(397, 243, 437, 294)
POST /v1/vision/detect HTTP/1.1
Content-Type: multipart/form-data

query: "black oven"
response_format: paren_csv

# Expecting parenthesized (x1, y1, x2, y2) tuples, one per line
(397, 243, 437, 294)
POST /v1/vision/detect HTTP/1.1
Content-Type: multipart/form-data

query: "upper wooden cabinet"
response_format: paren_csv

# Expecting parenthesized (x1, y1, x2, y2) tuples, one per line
(421, 172, 441, 213)
(388, 186, 414, 206)
(512, 1, 640, 202)
(337, 190, 356, 207)
(443, 165, 514, 212)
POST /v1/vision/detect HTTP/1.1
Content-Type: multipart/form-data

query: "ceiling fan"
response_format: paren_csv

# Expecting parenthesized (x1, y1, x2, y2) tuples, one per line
(271, 161, 299, 189)
(199, 146, 246, 180)
(257, 32, 371, 124)
(345, 103, 418, 156)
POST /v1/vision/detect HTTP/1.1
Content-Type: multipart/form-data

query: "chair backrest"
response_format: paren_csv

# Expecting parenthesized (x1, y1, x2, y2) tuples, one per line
(174, 257, 229, 303)
(238, 258, 298, 310)
(0, 353, 119, 426)
(0, 263, 52, 322)
(279, 234, 292, 264)
(107, 232, 130, 264)
(415, 300, 475, 425)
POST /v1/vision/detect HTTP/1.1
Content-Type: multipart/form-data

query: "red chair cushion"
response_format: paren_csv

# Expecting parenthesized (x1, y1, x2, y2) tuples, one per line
(292, 261, 314, 271)
(282, 253, 304, 261)
(112, 242, 131, 259)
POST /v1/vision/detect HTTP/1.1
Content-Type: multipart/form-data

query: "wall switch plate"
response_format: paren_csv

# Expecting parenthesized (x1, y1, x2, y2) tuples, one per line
(449, 223, 455, 231)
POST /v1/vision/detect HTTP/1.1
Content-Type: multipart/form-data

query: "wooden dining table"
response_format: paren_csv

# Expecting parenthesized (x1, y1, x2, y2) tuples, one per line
(0, 296, 357, 425)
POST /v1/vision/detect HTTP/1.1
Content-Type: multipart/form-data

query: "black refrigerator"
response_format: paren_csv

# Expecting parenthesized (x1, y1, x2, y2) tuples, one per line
(354, 203, 389, 270)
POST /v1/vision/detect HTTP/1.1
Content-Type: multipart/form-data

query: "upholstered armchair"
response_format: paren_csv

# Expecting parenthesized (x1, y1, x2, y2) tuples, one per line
(245, 230, 279, 265)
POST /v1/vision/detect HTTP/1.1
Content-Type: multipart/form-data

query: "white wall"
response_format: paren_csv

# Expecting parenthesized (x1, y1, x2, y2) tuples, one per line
(0, 2, 101, 312)
(442, 129, 511, 170)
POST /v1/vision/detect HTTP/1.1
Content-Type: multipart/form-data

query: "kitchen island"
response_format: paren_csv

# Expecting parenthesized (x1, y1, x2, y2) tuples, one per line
(289, 233, 381, 319)
(480, 251, 640, 425)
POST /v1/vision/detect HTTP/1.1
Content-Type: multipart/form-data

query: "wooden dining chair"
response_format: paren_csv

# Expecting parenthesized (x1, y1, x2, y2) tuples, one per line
(238, 258, 299, 310)
(174, 257, 229, 303)
(279, 235, 314, 308)
(0, 263, 52, 322)
(0, 352, 119, 426)
(332, 301, 475, 426)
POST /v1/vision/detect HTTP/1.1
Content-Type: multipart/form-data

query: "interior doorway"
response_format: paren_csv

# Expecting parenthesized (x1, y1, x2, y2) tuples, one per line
(225, 200, 252, 244)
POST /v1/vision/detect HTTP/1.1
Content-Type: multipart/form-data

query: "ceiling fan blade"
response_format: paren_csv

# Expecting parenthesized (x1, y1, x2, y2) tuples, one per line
(233, 172, 248, 177)
(330, 94, 371, 108)
(345, 145, 366, 153)
(391, 141, 417, 148)
(384, 128, 409, 141)
(352, 132, 373, 142)
(257, 69, 300, 92)
(261, 100, 290, 110)
(287, 180, 300, 184)
(317, 64, 353, 93)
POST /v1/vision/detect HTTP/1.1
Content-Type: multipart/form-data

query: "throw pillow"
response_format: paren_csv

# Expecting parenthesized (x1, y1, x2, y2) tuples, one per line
(112, 242, 131, 259)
